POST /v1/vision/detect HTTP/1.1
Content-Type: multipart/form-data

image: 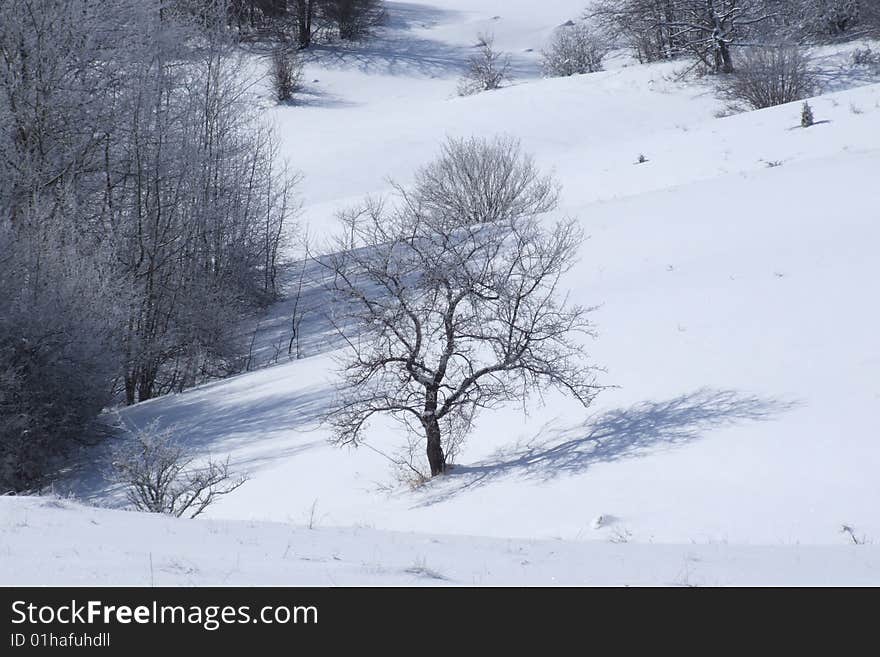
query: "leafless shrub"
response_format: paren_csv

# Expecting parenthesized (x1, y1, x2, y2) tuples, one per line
(609, 527, 633, 543)
(270, 46, 303, 103)
(714, 105, 739, 118)
(405, 557, 447, 580)
(407, 135, 560, 228)
(841, 524, 869, 545)
(356, 435, 431, 489)
(392, 456, 431, 489)
(541, 21, 610, 76)
(112, 421, 247, 518)
(718, 46, 817, 110)
(458, 33, 512, 96)
(851, 47, 879, 66)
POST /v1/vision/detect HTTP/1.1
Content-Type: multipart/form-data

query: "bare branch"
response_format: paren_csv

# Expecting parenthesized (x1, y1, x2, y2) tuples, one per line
(319, 138, 602, 476)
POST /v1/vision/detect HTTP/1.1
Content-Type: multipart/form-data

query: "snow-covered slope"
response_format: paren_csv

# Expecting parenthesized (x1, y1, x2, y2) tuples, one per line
(9, 1, 880, 584)
(3, 496, 879, 585)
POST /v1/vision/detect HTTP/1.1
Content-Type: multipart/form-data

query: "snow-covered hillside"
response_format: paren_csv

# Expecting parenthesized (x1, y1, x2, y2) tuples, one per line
(6, 0, 880, 584)
(3, 496, 879, 585)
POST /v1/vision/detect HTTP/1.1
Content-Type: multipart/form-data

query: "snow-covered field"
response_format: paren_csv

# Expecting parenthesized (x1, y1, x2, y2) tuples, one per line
(4, 0, 880, 585)
(3, 496, 879, 585)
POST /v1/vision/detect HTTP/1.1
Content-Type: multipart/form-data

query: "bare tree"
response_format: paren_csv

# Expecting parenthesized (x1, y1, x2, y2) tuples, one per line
(287, 268, 309, 359)
(718, 46, 817, 109)
(270, 44, 303, 101)
(319, 145, 601, 476)
(319, 0, 386, 40)
(112, 420, 247, 518)
(542, 21, 610, 77)
(408, 136, 560, 229)
(589, 0, 778, 72)
(458, 33, 512, 96)
(590, 0, 685, 63)
(293, 0, 317, 47)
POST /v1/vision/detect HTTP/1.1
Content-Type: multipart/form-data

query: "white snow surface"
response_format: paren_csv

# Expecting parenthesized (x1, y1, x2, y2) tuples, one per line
(5, 0, 880, 585)
(2, 496, 879, 586)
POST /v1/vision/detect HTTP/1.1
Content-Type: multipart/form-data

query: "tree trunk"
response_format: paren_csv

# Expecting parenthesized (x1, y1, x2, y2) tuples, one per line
(718, 39, 733, 74)
(124, 374, 136, 406)
(137, 370, 154, 403)
(297, 0, 313, 48)
(424, 415, 446, 476)
(707, 1, 734, 74)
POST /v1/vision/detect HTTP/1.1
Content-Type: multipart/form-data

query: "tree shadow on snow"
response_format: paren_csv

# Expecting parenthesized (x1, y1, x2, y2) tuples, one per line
(286, 85, 361, 109)
(303, 3, 537, 80)
(59, 382, 335, 504)
(304, 34, 464, 79)
(810, 50, 880, 93)
(383, 2, 461, 31)
(416, 388, 800, 506)
(244, 257, 352, 369)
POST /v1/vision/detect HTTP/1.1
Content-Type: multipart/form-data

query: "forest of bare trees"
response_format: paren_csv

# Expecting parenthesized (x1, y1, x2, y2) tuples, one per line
(0, 0, 299, 490)
(227, 0, 386, 46)
(588, 0, 880, 72)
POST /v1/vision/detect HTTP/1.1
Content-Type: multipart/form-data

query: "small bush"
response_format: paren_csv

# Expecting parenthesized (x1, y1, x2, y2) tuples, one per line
(408, 135, 559, 227)
(112, 421, 247, 518)
(801, 101, 814, 127)
(541, 21, 609, 77)
(270, 46, 303, 103)
(719, 46, 817, 110)
(852, 46, 880, 68)
(457, 33, 511, 96)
